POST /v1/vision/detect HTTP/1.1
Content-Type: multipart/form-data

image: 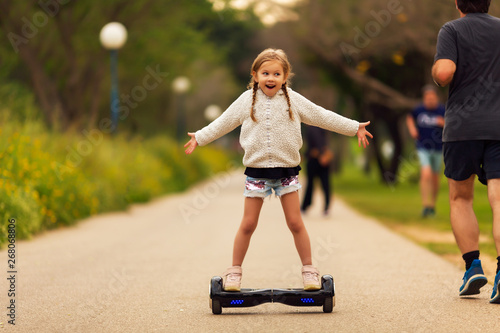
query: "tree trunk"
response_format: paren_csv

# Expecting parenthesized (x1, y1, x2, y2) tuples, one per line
(0, 1, 65, 128)
(304, 38, 420, 110)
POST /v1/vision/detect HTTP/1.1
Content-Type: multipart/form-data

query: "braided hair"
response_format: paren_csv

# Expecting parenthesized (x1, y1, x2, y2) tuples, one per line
(281, 82, 293, 121)
(250, 81, 259, 122)
(247, 48, 295, 122)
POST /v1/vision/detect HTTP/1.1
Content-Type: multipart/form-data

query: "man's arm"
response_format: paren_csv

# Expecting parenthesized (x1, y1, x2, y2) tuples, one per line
(432, 59, 456, 87)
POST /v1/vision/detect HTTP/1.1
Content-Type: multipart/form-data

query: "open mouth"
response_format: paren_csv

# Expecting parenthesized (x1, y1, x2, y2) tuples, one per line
(265, 84, 276, 89)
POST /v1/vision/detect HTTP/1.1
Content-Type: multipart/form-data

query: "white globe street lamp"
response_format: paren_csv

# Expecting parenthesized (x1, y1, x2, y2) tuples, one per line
(100, 22, 128, 49)
(100, 22, 128, 133)
(172, 76, 191, 94)
(204, 104, 222, 122)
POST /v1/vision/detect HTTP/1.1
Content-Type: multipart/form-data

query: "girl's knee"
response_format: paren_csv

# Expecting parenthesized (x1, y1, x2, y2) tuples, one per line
(287, 219, 305, 234)
(239, 218, 258, 235)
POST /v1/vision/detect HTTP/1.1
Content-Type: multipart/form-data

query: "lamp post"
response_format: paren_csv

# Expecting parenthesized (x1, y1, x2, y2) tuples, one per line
(204, 104, 222, 122)
(172, 76, 191, 141)
(99, 22, 127, 134)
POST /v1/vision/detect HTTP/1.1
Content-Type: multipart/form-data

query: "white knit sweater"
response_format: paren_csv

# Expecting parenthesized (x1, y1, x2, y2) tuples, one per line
(195, 87, 359, 168)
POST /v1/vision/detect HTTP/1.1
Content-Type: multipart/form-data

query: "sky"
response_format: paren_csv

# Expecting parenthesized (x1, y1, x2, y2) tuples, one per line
(209, 0, 304, 25)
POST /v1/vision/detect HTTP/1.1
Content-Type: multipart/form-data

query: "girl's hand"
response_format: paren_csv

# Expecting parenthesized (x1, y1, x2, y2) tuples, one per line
(357, 121, 373, 148)
(184, 132, 198, 155)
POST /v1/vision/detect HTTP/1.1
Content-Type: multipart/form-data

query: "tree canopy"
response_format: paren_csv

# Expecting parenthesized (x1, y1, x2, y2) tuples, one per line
(0, 0, 261, 133)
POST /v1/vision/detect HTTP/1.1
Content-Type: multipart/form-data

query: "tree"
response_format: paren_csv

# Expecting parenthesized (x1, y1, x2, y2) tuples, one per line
(0, 0, 260, 133)
(288, 0, 463, 183)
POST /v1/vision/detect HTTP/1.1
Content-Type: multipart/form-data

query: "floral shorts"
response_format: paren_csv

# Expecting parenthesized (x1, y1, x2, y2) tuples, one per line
(244, 176, 302, 198)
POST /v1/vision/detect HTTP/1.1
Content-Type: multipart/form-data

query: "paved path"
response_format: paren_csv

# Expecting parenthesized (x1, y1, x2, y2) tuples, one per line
(1, 170, 499, 332)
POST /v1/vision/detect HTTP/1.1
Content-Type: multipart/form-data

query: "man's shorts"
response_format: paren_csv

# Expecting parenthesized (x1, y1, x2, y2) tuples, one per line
(417, 149, 443, 173)
(443, 140, 500, 185)
(244, 176, 302, 198)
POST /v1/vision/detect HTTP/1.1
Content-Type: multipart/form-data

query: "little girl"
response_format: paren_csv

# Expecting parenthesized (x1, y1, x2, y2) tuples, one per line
(185, 48, 372, 291)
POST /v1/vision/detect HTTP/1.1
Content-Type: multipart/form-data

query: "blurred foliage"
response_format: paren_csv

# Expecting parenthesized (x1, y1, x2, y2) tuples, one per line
(280, 0, 499, 183)
(0, 0, 262, 134)
(0, 83, 238, 247)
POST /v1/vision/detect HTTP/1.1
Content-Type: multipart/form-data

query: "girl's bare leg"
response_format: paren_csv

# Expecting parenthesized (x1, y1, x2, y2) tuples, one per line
(232, 197, 264, 266)
(280, 191, 313, 265)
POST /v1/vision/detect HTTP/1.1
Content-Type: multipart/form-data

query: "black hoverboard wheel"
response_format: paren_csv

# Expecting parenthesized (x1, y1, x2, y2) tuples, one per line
(209, 276, 223, 314)
(321, 275, 335, 313)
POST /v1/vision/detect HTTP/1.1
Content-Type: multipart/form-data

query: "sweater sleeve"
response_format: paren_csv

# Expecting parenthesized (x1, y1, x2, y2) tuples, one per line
(290, 90, 359, 136)
(195, 90, 250, 146)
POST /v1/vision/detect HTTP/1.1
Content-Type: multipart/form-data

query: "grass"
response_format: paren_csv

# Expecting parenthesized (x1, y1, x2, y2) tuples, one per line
(334, 158, 496, 259)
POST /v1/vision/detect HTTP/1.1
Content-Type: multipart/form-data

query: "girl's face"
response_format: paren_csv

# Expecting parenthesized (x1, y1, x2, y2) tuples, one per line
(253, 60, 288, 97)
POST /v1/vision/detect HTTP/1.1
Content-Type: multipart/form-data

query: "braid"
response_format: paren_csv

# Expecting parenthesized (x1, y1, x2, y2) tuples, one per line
(250, 81, 258, 122)
(282, 83, 294, 121)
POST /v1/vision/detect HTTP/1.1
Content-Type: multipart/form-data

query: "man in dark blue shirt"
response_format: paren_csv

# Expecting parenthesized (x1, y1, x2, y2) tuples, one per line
(407, 85, 445, 218)
(432, 0, 500, 303)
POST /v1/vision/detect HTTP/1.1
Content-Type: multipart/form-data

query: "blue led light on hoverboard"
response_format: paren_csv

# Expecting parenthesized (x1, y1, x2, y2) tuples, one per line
(301, 298, 315, 303)
(230, 299, 244, 305)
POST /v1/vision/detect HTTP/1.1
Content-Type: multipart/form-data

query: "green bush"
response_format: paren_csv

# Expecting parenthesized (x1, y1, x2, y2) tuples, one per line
(0, 86, 237, 247)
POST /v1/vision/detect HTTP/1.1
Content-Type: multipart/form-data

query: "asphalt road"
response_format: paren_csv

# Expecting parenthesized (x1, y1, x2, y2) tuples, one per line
(1, 170, 499, 332)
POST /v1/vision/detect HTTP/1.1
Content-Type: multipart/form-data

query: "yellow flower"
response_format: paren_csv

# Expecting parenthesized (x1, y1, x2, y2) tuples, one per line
(397, 13, 408, 23)
(22, 158, 29, 171)
(356, 60, 371, 74)
(392, 52, 405, 66)
(91, 197, 100, 208)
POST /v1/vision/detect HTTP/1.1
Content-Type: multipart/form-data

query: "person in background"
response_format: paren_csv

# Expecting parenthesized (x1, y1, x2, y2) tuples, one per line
(406, 85, 445, 218)
(432, 0, 500, 303)
(301, 126, 334, 217)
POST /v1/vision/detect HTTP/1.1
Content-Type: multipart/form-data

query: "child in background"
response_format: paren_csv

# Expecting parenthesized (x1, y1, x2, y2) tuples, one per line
(185, 48, 372, 291)
(406, 85, 445, 218)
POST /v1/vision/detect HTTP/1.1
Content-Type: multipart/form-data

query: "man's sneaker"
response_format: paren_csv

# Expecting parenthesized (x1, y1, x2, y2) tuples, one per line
(459, 259, 488, 296)
(427, 207, 436, 217)
(490, 270, 500, 304)
(223, 266, 242, 292)
(302, 265, 321, 290)
(421, 207, 436, 218)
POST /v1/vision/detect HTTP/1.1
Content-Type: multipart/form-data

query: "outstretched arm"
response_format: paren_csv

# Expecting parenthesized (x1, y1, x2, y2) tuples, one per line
(357, 121, 373, 148)
(184, 132, 198, 155)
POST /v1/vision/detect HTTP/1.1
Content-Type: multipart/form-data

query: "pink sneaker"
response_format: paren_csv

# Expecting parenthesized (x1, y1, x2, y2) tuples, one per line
(223, 266, 242, 291)
(302, 265, 321, 290)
